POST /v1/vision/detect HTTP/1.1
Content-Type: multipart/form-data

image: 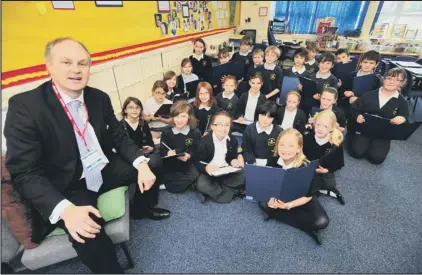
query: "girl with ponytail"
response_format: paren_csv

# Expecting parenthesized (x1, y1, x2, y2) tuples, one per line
(303, 109, 346, 205)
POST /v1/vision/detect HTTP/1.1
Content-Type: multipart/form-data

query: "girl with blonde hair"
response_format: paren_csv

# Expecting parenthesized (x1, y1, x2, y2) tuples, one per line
(303, 109, 345, 205)
(260, 128, 329, 245)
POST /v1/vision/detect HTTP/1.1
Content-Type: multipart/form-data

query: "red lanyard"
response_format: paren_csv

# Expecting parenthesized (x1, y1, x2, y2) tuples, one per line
(52, 82, 89, 147)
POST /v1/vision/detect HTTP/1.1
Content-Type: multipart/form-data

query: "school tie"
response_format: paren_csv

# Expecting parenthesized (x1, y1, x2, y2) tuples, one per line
(68, 100, 103, 192)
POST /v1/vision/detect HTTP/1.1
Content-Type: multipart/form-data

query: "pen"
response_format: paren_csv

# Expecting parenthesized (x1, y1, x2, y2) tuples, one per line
(161, 142, 172, 151)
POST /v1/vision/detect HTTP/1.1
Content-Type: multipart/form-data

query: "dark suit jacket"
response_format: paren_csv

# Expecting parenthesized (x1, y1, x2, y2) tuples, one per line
(4, 80, 142, 224)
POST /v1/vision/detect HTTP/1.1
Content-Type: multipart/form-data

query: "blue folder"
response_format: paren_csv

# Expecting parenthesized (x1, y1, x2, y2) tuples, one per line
(310, 107, 321, 117)
(279, 76, 300, 105)
(185, 80, 200, 99)
(245, 161, 318, 202)
(332, 60, 358, 83)
(353, 74, 376, 96)
(298, 76, 318, 97)
(356, 113, 422, 140)
(213, 61, 244, 83)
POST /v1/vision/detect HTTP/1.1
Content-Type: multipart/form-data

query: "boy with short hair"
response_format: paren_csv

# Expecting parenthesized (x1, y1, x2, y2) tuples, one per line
(261, 45, 284, 102)
(335, 48, 351, 64)
(218, 48, 230, 65)
(285, 47, 311, 78)
(231, 36, 253, 78)
(305, 41, 319, 73)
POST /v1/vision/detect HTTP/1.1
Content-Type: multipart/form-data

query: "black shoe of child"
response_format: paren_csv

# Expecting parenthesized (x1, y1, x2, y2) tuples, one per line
(307, 230, 322, 245)
(197, 192, 206, 204)
(329, 189, 345, 205)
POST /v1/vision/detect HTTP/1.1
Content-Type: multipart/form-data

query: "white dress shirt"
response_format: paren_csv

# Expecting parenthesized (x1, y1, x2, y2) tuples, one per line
(280, 109, 297, 130)
(256, 122, 274, 135)
(143, 97, 173, 129)
(379, 88, 399, 109)
(292, 66, 306, 74)
(50, 89, 149, 224)
(210, 133, 230, 167)
(277, 157, 297, 170)
(125, 118, 139, 131)
(244, 90, 260, 121)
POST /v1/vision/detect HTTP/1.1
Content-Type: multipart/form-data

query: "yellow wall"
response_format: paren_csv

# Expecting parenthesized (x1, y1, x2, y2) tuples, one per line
(2, 1, 232, 72)
(238, 1, 380, 42)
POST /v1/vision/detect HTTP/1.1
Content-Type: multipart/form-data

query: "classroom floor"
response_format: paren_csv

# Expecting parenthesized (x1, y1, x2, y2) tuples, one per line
(31, 99, 422, 274)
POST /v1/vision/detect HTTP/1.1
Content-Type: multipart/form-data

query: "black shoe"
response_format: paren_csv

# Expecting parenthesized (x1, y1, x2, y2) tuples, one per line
(197, 192, 206, 204)
(308, 230, 322, 245)
(233, 189, 246, 200)
(131, 207, 171, 220)
(330, 189, 345, 205)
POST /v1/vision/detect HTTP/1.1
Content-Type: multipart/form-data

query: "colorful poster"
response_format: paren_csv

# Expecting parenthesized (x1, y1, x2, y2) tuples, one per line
(372, 23, 389, 39)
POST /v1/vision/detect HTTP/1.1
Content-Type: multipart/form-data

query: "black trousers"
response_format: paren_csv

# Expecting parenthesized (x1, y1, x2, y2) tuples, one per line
(348, 133, 391, 164)
(163, 163, 199, 193)
(313, 172, 337, 190)
(46, 154, 160, 273)
(196, 171, 245, 203)
(258, 197, 329, 233)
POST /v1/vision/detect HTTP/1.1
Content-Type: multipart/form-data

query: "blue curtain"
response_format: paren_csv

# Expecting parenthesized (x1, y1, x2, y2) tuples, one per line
(275, 1, 369, 34)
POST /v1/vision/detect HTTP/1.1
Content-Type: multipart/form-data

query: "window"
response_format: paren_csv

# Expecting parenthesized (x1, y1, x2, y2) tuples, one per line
(372, 1, 422, 39)
(274, 1, 369, 35)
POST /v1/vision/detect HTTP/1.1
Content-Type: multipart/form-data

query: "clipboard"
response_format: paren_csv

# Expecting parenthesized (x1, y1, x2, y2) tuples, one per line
(280, 76, 300, 105)
(352, 74, 376, 96)
(318, 145, 344, 171)
(213, 61, 244, 84)
(356, 113, 422, 140)
(161, 152, 186, 159)
(185, 80, 200, 99)
(154, 104, 173, 118)
(212, 166, 242, 177)
(332, 60, 358, 83)
(245, 160, 318, 202)
(299, 76, 318, 96)
(310, 107, 321, 117)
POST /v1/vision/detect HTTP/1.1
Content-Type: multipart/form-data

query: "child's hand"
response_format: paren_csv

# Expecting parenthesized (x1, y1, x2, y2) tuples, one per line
(308, 117, 315, 124)
(344, 91, 354, 97)
(316, 166, 329, 174)
(151, 115, 159, 121)
(177, 153, 190, 162)
(337, 79, 342, 87)
(357, 114, 365, 124)
(267, 198, 278, 209)
(220, 75, 227, 83)
(313, 93, 321, 100)
(238, 78, 243, 84)
(349, 96, 358, 104)
(231, 158, 244, 168)
(205, 164, 218, 175)
(237, 117, 245, 122)
(297, 83, 303, 90)
(143, 146, 154, 153)
(167, 150, 176, 156)
(390, 116, 406, 125)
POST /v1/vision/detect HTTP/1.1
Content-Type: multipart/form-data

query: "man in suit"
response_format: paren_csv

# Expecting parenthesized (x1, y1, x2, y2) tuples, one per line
(4, 37, 170, 273)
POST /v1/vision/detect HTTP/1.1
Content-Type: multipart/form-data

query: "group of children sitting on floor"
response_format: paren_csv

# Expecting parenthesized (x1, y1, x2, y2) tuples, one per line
(118, 37, 410, 244)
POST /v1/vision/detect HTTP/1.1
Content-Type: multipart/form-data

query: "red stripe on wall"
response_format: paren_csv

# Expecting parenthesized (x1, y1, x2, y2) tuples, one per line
(2, 27, 234, 89)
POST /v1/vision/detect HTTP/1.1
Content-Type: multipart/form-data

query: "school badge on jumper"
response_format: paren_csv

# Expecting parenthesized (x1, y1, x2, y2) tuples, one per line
(270, 74, 276, 80)
(185, 138, 193, 146)
(202, 60, 207, 66)
(323, 83, 329, 89)
(227, 103, 233, 109)
(245, 59, 250, 65)
(392, 108, 398, 116)
(267, 138, 276, 147)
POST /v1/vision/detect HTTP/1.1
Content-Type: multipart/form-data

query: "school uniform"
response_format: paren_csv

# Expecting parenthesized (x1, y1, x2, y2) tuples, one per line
(338, 70, 382, 117)
(233, 90, 267, 133)
(348, 89, 409, 164)
(190, 54, 213, 83)
(193, 102, 219, 135)
(195, 132, 245, 203)
(305, 59, 319, 74)
(177, 73, 199, 92)
(303, 132, 345, 204)
(263, 63, 284, 102)
(216, 92, 239, 118)
(300, 72, 338, 115)
(230, 51, 253, 79)
(166, 87, 184, 102)
(284, 66, 311, 78)
(242, 122, 282, 164)
(258, 157, 329, 240)
(276, 106, 307, 134)
(143, 97, 173, 131)
(160, 126, 202, 193)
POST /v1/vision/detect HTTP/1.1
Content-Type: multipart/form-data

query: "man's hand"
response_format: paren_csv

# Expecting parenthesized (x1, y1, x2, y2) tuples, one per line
(137, 163, 156, 193)
(344, 91, 354, 97)
(357, 114, 365, 124)
(390, 116, 406, 125)
(205, 164, 218, 176)
(177, 153, 190, 162)
(61, 204, 102, 244)
(143, 146, 154, 154)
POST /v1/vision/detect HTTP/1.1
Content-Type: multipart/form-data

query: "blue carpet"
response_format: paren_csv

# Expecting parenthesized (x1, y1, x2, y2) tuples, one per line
(35, 99, 422, 273)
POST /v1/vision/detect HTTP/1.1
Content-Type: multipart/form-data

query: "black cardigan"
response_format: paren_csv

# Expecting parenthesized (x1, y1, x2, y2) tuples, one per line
(275, 107, 307, 134)
(189, 55, 213, 83)
(120, 119, 154, 149)
(234, 91, 267, 119)
(195, 132, 240, 174)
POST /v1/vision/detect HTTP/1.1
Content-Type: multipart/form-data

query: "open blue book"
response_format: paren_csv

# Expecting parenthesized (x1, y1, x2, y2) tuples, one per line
(279, 76, 300, 105)
(245, 160, 318, 202)
(356, 113, 422, 140)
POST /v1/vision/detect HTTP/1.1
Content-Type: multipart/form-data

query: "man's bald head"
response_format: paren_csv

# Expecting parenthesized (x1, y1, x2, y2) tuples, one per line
(44, 37, 91, 64)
